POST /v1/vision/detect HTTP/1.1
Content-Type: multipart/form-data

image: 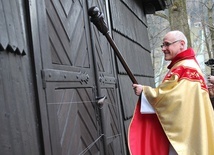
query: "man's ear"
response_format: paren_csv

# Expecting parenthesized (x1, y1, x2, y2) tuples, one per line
(180, 40, 185, 48)
(180, 40, 185, 46)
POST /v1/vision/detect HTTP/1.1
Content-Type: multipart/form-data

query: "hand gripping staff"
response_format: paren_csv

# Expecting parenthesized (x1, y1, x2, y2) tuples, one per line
(88, 6, 138, 84)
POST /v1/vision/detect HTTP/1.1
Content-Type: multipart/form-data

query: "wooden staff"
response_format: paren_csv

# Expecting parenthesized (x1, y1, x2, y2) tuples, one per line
(88, 6, 138, 84)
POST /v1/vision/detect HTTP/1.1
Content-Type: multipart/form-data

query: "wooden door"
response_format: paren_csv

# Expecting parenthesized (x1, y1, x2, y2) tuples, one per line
(87, 1, 127, 154)
(29, 0, 126, 154)
(43, 0, 103, 154)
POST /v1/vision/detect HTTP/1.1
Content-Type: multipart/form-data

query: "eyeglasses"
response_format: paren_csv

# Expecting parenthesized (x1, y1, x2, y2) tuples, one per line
(161, 40, 181, 48)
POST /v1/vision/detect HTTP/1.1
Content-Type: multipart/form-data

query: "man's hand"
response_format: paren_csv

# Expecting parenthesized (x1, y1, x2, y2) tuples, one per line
(208, 84, 214, 98)
(132, 84, 143, 96)
(208, 75, 214, 84)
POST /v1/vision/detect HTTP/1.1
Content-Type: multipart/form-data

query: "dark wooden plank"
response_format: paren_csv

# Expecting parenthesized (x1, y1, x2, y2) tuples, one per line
(78, 91, 99, 145)
(113, 32, 153, 77)
(60, 0, 73, 16)
(77, 89, 97, 126)
(46, 84, 62, 155)
(0, 0, 9, 49)
(122, 0, 146, 23)
(46, 1, 71, 65)
(0, 0, 25, 54)
(118, 74, 154, 119)
(0, 0, 49, 154)
(0, 51, 42, 155)
(28, 0, 53, 153)
(2, 0, 17, 50)
(79, 113, 100, 155)
(68, 113, 82, 155)
(10, 0, 25, 52)
(46, 86, 101, 154)
(110, 0, 150, 50)
(0, 53, 14, 155)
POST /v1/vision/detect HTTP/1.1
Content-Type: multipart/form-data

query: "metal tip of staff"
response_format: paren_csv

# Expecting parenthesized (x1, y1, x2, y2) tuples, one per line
(88, 6, 99, 17)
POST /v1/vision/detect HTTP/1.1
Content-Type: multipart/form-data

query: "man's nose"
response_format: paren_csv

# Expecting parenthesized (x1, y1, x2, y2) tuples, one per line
(161, 46, 166, 51)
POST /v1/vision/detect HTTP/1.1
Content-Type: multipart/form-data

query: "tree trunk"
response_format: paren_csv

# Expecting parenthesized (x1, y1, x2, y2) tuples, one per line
(169, 0, 192, 47)
(207, 0, 214, 58)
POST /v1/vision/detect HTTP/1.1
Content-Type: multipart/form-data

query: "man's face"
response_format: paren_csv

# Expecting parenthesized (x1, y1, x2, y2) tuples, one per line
(161, 34, 184, 61)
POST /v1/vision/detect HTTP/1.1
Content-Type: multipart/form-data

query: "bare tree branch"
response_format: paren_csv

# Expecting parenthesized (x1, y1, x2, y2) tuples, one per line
(153, 12, 169, 20)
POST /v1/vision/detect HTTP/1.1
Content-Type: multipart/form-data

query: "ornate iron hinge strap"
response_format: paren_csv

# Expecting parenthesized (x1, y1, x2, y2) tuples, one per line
(99, 74, 117, 87)
(41, 69, 90, 88)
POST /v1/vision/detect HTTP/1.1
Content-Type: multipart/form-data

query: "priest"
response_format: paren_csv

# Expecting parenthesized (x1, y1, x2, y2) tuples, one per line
(129, 30, 214, 155)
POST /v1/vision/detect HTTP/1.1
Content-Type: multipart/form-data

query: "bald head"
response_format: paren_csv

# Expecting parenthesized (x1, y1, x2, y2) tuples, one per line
(164, 30, 188, 50)
(162, 30, 188, 61)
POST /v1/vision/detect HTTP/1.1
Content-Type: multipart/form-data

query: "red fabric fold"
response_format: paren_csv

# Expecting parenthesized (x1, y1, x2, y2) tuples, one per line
(128, 100, 169, 155)
(167, 48, 197, 69)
